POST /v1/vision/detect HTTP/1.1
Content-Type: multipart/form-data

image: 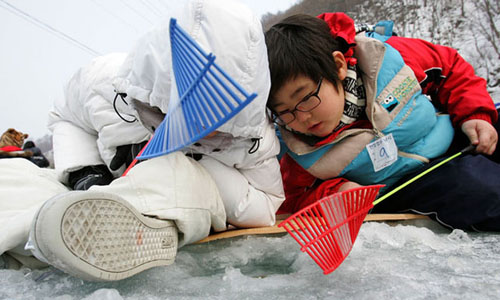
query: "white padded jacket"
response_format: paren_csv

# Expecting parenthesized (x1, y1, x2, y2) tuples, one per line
(48, 0, 284, 227)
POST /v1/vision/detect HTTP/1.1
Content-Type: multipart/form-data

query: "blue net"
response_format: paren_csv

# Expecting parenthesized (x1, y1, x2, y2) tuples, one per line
(139, 18, 257, 159)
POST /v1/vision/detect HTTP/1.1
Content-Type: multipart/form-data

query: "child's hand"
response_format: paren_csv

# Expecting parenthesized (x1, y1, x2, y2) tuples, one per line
(461, 119, 498, 155)
(338, 181, 362, 192)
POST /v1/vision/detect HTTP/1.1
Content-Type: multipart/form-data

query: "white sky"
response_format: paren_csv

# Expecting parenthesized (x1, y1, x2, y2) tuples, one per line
(0, 0, 298, 139)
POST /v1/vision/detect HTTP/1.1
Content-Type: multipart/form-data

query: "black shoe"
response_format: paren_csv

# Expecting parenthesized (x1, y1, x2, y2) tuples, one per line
(68, 165, 114, 190)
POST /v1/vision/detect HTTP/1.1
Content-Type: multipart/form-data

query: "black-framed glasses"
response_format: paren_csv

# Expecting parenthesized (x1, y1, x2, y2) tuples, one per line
(272, 78, 323, 125)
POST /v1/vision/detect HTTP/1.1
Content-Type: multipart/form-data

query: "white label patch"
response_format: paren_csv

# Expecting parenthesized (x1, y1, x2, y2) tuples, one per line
(366, 133, 398, 172)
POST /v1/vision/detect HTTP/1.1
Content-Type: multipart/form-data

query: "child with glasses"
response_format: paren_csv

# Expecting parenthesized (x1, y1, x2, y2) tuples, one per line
(265, 13, 500, 231)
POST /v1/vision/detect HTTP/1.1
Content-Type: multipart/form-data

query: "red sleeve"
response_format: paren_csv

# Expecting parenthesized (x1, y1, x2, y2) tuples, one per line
(277, 153, 349, 214)
(0, 146, 23, 152)
(386, 36, 497, 126)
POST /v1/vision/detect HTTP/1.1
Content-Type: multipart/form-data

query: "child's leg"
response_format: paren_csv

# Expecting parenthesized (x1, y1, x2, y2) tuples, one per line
(373, 154, 500, 231)
(28, 152, 226, 281)
(78, 152, 227, 246)
(0, 158, 69, 256)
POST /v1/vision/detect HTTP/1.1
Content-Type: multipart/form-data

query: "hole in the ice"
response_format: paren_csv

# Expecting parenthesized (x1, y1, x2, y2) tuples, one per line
(178, 235, 300, 277)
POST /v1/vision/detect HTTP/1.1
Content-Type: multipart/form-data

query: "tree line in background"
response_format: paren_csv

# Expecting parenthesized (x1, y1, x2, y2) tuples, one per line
(262, 0, 500, 97)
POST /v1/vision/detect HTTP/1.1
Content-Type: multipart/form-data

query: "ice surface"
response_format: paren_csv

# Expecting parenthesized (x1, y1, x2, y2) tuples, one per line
(1, 220, 500, 299)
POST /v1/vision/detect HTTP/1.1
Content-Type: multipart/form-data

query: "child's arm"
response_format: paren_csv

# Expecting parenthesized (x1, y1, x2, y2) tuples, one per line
(198, 153, 284, 228)
(196, 125, 286, 228)
(385, 36, 498, 154)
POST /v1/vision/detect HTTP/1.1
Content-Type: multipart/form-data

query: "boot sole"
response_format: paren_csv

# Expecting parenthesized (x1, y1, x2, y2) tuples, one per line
(31, 191, 178, 281)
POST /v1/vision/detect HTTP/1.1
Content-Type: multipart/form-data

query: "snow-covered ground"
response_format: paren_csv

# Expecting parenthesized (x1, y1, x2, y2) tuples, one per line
(1, 219, 499, 299)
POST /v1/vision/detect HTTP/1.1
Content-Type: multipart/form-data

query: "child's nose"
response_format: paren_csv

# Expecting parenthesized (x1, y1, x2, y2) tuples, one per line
(295, 110, 312, 122)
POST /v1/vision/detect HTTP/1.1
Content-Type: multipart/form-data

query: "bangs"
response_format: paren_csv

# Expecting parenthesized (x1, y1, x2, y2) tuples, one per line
(265, 14, 342, 106)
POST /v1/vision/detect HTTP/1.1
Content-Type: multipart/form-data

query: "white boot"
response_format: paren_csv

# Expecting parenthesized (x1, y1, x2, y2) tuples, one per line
(29, 190, 178, 281)
(27, 152, 225, 281)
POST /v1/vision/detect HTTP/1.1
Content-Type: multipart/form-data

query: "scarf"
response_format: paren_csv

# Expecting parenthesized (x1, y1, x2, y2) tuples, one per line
(334, 63, 367, 131)
(291, 64, 368, 146)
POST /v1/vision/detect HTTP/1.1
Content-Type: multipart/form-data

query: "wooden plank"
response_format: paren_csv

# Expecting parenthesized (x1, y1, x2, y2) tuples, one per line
(195, 213, 429, 244)
(364, 213, 429, 221)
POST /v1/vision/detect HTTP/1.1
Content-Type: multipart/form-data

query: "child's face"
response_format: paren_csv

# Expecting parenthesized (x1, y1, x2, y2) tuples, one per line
(270, 51, 348, 137)
(271, 75, 346, 137)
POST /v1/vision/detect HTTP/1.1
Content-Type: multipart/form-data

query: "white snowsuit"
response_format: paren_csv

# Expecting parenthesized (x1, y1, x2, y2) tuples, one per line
(0, 152, 224, 259)
(47, 0, 284, 228)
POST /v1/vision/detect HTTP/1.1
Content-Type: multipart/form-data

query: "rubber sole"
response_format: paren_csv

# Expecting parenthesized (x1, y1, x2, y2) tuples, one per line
(31, 191, 178, 281)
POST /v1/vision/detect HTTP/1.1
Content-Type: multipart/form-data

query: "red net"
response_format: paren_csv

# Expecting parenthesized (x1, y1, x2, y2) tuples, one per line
(279, 185, 384, 274)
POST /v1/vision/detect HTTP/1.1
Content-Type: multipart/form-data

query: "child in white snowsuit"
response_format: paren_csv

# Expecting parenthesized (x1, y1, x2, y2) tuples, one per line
(48, 0, 284, 229)
(0, 0, 284, 281)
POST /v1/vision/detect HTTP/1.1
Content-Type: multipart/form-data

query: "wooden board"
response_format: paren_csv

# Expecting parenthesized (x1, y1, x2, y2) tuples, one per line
(196, 213, 429, 244)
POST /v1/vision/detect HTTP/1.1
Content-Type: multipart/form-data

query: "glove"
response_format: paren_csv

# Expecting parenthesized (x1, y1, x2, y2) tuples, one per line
(109, 141, 148, 171)
(68, 165, 114, 190)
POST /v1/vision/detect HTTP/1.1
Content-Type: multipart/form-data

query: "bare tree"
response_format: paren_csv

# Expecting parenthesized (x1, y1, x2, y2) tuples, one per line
(471, 0, 500, 89)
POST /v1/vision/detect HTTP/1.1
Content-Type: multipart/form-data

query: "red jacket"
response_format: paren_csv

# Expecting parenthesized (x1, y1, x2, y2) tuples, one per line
(277, 13, 497, 214)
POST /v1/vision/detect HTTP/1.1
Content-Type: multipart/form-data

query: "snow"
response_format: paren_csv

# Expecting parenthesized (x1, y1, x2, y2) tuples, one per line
(1, 220, 499, 299)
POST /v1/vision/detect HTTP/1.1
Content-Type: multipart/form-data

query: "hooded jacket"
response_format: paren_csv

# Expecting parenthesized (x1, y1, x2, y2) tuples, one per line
(48, 0, 284, 227)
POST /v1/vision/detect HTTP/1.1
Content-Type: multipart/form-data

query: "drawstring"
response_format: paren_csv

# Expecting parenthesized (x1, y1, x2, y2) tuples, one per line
(248, 138, 261, 154)
(113, 92, 137, 123)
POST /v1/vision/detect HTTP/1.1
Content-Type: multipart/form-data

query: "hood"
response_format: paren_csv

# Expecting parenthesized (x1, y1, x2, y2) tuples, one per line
(317, 12, 358, 66)
(113, 0, 271, 139)
(317, 12, 356, 45)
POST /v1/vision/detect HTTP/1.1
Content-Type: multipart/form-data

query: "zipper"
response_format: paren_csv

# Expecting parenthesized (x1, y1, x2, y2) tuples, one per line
(372, 127, 383, 138)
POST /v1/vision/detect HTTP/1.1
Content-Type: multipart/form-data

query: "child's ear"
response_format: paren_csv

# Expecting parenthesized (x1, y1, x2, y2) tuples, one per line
(332, 51, 348, 81)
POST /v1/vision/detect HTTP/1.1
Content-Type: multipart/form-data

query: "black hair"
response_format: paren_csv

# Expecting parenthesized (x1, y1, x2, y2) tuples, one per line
(23, 141, 35, 149)
(265, 14, 348, 107)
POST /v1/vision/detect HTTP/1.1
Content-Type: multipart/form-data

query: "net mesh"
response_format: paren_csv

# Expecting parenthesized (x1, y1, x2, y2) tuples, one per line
(139, 18, 257, 159)
(279, 185, 383, 274)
